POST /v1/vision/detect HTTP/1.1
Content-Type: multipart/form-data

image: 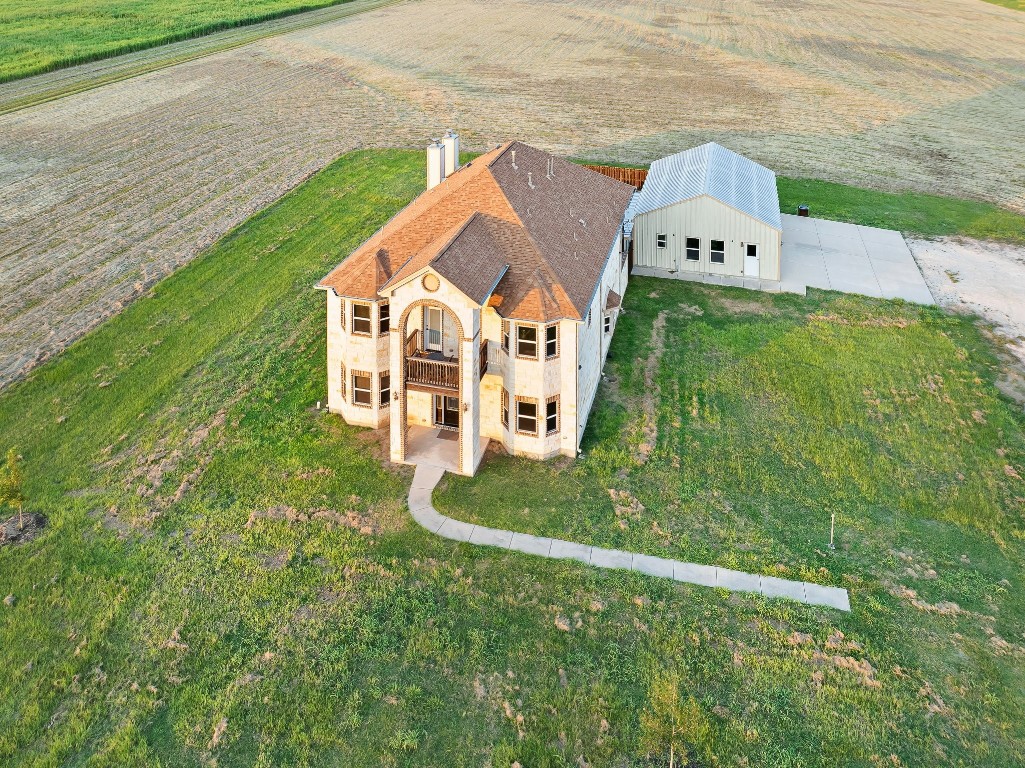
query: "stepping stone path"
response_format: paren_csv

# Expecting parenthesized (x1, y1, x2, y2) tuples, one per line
(409, 465, 851, 612)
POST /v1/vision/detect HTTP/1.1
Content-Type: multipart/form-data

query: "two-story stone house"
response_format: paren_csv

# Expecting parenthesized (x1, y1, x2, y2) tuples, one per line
(316, 140, 634, 476)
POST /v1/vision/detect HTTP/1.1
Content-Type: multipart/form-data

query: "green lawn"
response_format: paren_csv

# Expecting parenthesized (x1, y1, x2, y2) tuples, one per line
(982, 0, 1025, 11)
(776, 176, 1025, 244)
(2, 149, 1025, 766)
(0, 0, 353, 82)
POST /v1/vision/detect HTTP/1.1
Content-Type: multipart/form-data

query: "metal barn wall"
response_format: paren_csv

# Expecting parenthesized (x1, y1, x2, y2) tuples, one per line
(632, 195, 781, 281)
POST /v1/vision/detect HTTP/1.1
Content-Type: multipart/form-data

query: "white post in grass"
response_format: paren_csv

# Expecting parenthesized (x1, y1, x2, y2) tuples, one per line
(828, 513, 836, 550)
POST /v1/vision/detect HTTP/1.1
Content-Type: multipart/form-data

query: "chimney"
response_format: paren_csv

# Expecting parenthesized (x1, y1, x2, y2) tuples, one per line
(426, 139, 446, 190)
(442, 129, 460, 176)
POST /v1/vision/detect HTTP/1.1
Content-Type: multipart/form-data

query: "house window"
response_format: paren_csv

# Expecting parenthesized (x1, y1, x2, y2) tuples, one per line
(710, 240, 725, 264)
(339, 362, 346, 401)
(686, 237, 700, 261)
(516, 398, 538, 436)
(502, 320, 510, 353)
(379, 302, 390, 335)
(516, 324, 537, 359)
(352, 371, 372, 406)
(501, 388, 509, 428)
(380, 372, 390, 405)
(546, 396, 559, 435)
(603, 314, 611, 334)
(545, 324, 559, 359)
(352, 303, 372, 335)
(656, 233, 667, 249)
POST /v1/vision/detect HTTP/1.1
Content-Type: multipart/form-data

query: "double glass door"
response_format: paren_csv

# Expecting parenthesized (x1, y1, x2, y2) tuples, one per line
(433, 395, 459, 429)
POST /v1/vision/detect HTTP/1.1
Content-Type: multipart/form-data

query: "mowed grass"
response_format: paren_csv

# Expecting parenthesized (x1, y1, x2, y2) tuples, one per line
(2, 150, 1025, 766)
(0, 0, 352, 82)
(776, 176, 1025, 244)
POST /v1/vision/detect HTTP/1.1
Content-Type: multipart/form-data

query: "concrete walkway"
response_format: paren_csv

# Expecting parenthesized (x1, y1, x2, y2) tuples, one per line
(408, 465, 851, 612)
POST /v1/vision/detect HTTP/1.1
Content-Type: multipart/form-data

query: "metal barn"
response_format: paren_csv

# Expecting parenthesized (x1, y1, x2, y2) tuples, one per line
(627, 143, 782, 282)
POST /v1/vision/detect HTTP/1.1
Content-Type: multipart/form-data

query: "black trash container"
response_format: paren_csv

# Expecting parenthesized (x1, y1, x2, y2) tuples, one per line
(797, 205, 810, 217)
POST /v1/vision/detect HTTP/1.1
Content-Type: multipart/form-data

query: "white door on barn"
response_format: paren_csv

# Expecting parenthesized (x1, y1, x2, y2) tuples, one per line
(744, 243, 760, 277)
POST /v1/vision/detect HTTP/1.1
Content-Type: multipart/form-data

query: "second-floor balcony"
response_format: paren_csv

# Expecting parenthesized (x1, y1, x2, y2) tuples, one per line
(405, 329, 458, 390)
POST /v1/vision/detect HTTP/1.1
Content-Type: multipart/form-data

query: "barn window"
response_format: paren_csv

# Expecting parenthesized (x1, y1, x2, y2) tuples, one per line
(710, 240, 725, 264)
(380, 372, 390, 405)
(379, 302, 390, 334)
(546, 396, 559, 435)
(352, 303, 372, 335)
(686, 237, 700, 261)
(516, 324, 538, 359)
(352, 371, 372, 406)
(656, 233, 668, 249)
(545, 324, 559, 359)
(604, 314, 612, 334)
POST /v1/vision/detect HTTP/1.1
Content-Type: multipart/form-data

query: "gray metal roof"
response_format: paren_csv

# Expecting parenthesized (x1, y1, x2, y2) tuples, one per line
(626, 142, 782, 231)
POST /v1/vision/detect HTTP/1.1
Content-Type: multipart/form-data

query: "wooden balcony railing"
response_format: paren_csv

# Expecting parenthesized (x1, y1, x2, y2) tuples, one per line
(405, 356, 459, 390)
(405, 329, 420, 358)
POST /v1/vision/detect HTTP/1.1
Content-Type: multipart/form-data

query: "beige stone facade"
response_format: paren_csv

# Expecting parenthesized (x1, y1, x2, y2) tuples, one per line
(321, 233, 626, 476)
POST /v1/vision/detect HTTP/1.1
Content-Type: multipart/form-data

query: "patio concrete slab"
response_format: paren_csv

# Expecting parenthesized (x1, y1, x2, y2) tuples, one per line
(781, 214, 933, 304)
(510, 532, 553, 557)
(632, 553, 676, 579)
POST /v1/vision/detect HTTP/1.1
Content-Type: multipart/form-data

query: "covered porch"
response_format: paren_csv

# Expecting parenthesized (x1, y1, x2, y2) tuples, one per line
(403, 425, 489, 474)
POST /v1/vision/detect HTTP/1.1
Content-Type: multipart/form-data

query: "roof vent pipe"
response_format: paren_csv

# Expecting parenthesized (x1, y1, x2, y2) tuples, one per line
(511, 150, 517, 169)
(547, 157, 554, 178)
(528, 172, 534, 189)
(442, 129, 460, 176)
(426, 139, 446, 190)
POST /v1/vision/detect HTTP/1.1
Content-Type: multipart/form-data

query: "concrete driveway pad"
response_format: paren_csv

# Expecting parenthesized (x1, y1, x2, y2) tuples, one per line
(781, 214, 934, 304)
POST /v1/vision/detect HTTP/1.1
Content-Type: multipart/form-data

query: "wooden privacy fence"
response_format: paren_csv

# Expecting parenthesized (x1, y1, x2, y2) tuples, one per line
(583, 165, 647, 189)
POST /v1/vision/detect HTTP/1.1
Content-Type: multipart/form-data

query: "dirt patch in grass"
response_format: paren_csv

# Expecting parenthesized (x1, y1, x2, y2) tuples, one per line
(244, 497, 400, 535)
(636, 309, 668, 463)
(718, 296, 780, 316)
(0, 512, 48, 546)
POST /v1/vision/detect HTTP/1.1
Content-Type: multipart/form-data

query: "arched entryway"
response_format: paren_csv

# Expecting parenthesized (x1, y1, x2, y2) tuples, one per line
(396, 299, 465, 472)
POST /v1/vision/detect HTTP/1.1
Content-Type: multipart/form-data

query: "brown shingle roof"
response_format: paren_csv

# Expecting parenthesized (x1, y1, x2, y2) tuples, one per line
(605, 289, 622, 311)
(317, 141, 634, 322)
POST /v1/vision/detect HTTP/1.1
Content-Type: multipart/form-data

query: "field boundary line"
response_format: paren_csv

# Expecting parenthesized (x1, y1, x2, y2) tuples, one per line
(0, 0, 404, 116)
(409, 465, 851, 611)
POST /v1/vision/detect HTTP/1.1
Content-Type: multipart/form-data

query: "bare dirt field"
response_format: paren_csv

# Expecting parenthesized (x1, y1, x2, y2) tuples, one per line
(2, 0, 1025, 387)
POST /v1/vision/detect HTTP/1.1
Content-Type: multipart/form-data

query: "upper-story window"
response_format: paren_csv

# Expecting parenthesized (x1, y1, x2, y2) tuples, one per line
(352, 303, 372, 335)
(379, 302, 390, 335)
(339, 300, 346, 330)
(545, 324, 559, 359)
(516, 324, 537, 359)
(502, 320, 510, 353)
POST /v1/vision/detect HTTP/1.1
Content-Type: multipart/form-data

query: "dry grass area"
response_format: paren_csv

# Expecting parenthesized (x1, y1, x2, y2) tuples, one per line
(2, 0, 1025, 386)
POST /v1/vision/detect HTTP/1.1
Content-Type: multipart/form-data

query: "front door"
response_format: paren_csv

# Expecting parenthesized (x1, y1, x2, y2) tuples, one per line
(425, 307, 443, 352)
(744, 243, 760, 277)
(433, 395, 459, 429)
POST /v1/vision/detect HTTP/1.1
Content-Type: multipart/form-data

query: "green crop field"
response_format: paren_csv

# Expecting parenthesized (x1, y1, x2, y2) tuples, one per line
(2, 149, 1025, 765)
(0, 0, 353, 82)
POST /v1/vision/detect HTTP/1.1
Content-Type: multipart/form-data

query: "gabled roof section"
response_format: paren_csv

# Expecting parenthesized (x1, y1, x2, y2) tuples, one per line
(317, 140, 634, 322)
(317, 142, 514, 300)
(627, 142, 782, 230)
(382, 212, 514, 307)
